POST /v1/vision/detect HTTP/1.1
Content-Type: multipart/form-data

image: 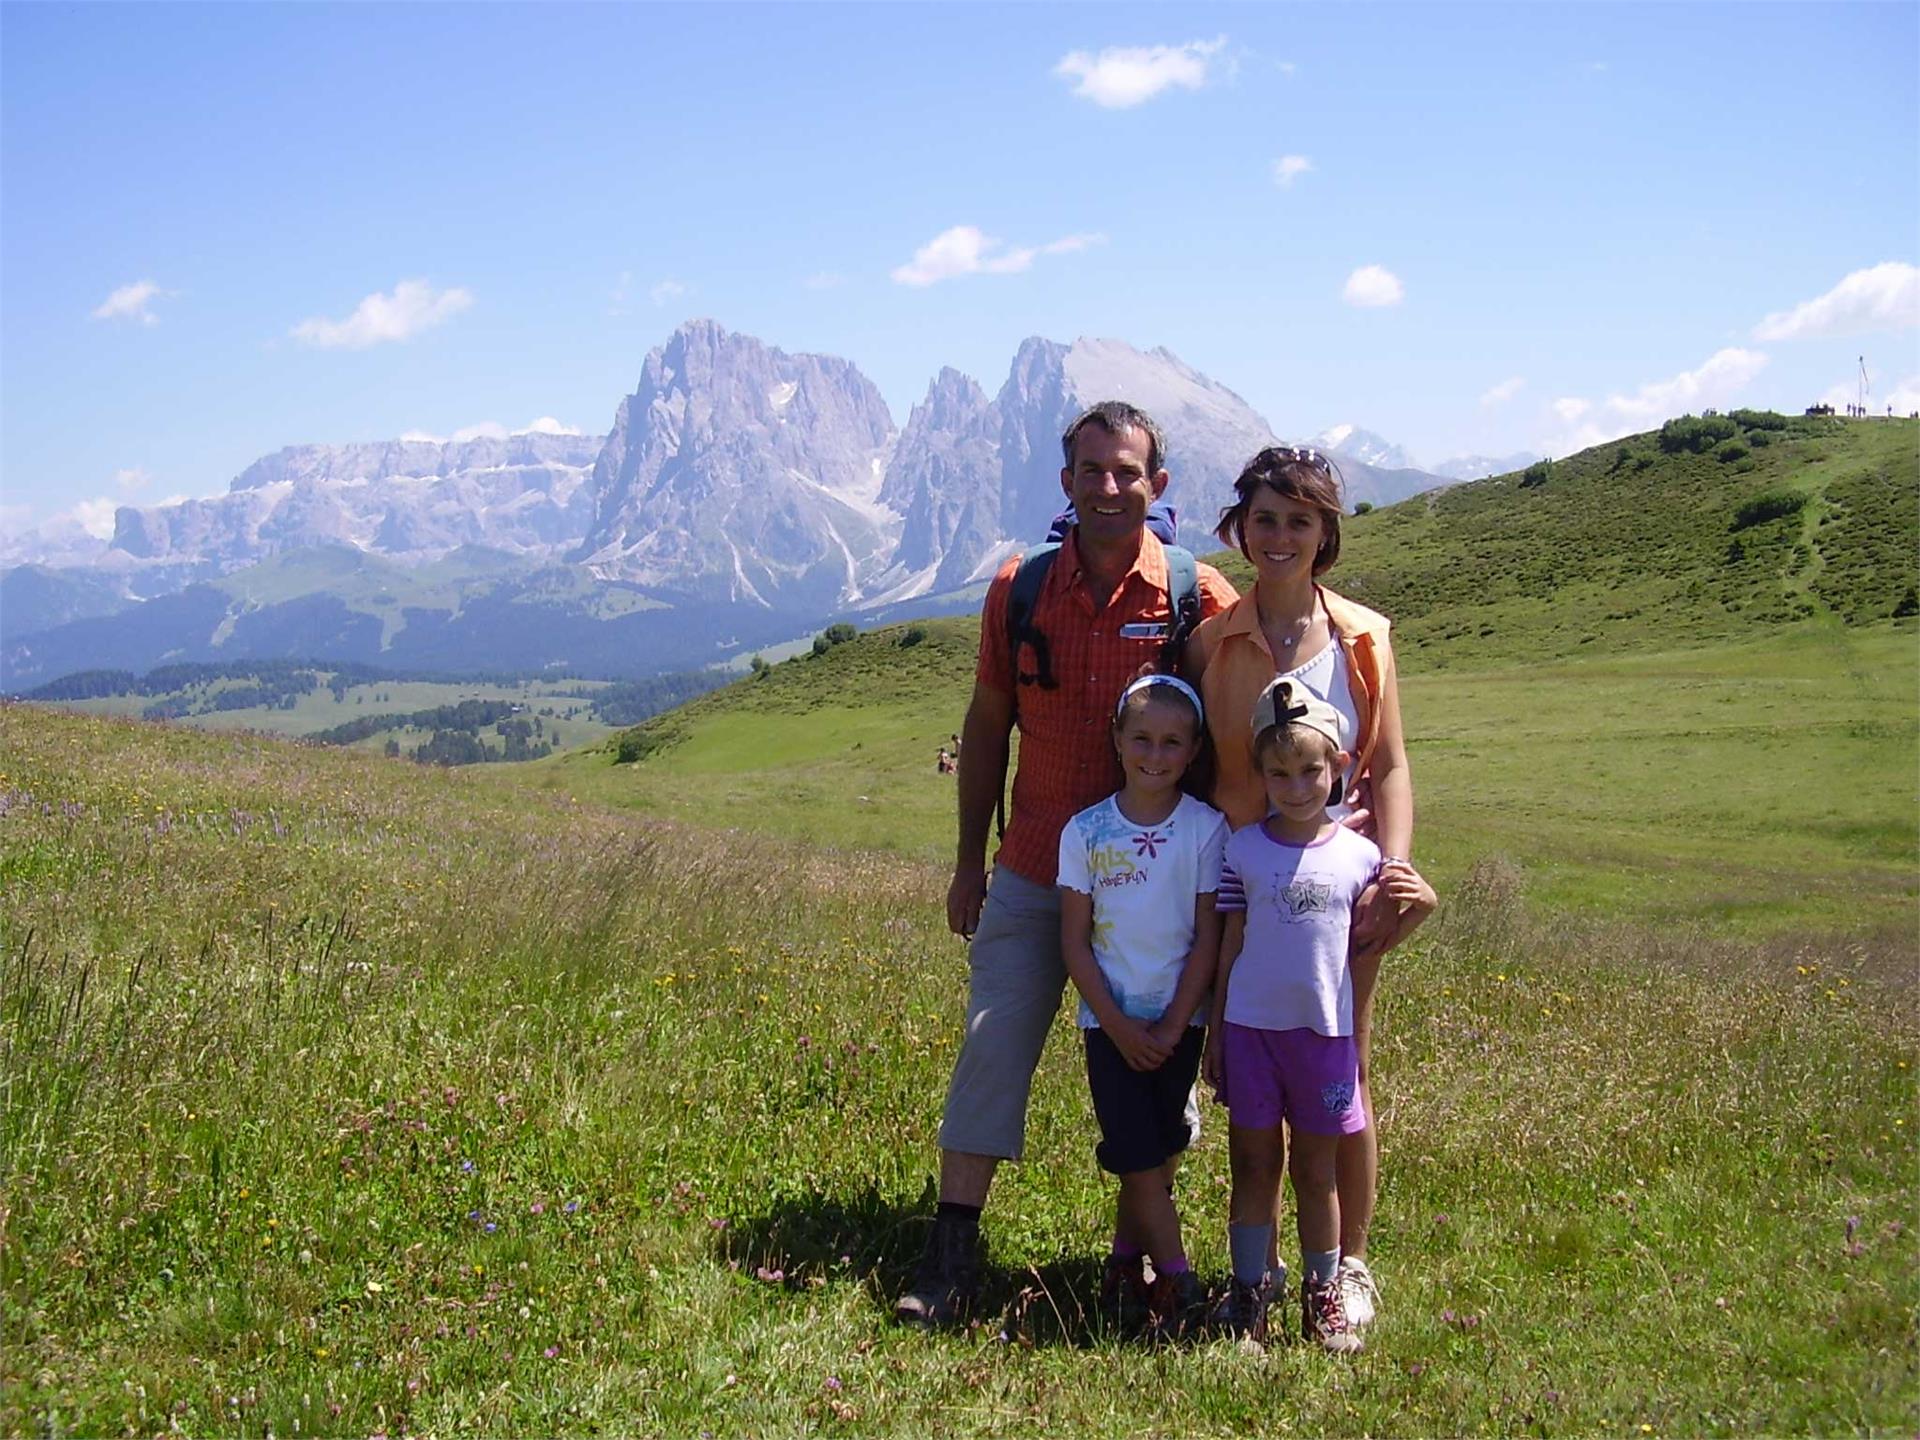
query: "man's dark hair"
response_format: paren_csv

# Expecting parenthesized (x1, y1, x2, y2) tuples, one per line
(1060, 401, 1166, 476)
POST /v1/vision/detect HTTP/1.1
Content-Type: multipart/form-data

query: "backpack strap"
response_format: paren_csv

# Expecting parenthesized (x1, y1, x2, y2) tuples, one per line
(1159, 544, 1201, 673)
(1006, 544, 1061, 702)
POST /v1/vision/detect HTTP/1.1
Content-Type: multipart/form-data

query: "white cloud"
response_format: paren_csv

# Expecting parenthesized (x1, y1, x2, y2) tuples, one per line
(1276, 60, 1298, 77)
(650, 279, 687, 307)
(1753, 261, 1920, 342)
(1605, 347, 1769, 427)
(1054, 36, 1226, 108)
(1272, 155, 1313, 188)
(1480, 376, 1526, 407)
(291, 279, 473, 349)
(451, 421, 509, 443)
(516, 417, 581, 436)
(1885, 375, 1920, 414)
(400, 429, 446, 444)
(608, 271, 634, 316)
(91, 279, 170, 326)
(72, 497, 120, 539)
(0, 503, 31, 539)
(1551, 397, 1591, 423)
(113, 467, 152, 493)
(1342, 265, 1404, 308)
(891, 225, 1105, 287)
(1547, 347, 1771, 453)
(804, 272, 846, 291)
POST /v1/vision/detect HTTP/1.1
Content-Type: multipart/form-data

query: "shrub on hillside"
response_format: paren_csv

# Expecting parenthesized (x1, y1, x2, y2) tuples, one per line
(1519, 461, 1553, 489)
(1714, 437, 1750, 464)
(898, 625, 928, 647)
(1353, 501, 1374, 515)
(1731, 490, 1806, 530)
(1659, 414, 1739, 454)
(1731, 408, 1788, 432)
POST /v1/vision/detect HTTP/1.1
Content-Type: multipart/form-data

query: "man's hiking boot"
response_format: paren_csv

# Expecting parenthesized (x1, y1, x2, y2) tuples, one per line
(1144, 1268, 1206, 1340)
(893, 1213, 979, 1328)
(1215, 1273, 1274, 1350)
(1302, 1276, 1364, 1354)
(1097, 1251, 1150, 1330)
(1337, 1254, 1380, 1328)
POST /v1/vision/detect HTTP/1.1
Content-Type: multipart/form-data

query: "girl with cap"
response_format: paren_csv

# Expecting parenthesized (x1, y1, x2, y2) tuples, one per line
(1205, 678, 1435, 1353)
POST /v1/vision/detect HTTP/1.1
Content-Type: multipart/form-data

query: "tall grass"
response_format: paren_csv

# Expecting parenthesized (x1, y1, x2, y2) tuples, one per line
(2, 704, 1914, 1436)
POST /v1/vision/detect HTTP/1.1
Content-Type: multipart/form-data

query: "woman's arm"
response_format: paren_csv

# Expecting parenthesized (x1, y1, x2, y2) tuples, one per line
(1061, 888, 1171, 1072)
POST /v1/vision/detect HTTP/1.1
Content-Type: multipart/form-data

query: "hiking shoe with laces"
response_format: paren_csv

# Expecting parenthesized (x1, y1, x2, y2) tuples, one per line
(1338, 1255, 1380, 1328)
(1302, 1276, 1364, 1353)
(1145, 1268, 1207, 1340)
(1097, 1251, 1150, 1330)
(893, 1215, 979, 1329)
(1214, 1273, 1273, 1349)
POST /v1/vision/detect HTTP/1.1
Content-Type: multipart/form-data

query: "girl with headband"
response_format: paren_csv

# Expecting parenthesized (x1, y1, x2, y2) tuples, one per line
(1055, 673, 1230, 1338)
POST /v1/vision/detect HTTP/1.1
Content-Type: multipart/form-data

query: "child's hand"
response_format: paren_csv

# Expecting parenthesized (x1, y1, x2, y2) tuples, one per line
(1202, 1027, 1224, 1090)
(1146, 1016, 1187, 1059)
(1107, 1015, 1172, 1072)
(1380, 859, 1437, 921)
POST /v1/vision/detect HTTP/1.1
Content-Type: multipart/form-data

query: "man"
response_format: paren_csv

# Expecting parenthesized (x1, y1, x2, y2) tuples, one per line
(894, 402, 1237, 1327)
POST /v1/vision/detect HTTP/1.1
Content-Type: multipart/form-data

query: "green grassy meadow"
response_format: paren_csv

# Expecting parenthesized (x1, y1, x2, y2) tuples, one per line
(2, 703, 1914, 1436)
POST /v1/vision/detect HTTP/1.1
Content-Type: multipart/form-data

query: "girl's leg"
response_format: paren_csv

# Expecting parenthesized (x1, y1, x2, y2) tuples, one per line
(1289, 1129, 1340, 1262)
(1228, 1122, 1285, 1288)
(1118, 1167, 1185, 1270)
(1292, 1127, 1362, 1351)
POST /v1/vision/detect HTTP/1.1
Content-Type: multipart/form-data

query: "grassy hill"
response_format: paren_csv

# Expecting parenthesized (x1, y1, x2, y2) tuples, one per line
(2, 700, 1912, 1435)
(540, 416, 1919, 937)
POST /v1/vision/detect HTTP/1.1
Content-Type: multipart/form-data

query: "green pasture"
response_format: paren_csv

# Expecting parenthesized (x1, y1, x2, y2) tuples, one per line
(1, 705, 1913, 1435)
(535, 614, 1919, 940)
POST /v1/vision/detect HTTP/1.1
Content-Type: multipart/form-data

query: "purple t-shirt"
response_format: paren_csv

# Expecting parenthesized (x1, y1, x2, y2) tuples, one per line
(1217, 822, 1380, 1037)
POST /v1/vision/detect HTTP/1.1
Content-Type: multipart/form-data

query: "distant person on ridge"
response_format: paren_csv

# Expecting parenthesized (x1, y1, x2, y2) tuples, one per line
(893, 402, 1237, 1328)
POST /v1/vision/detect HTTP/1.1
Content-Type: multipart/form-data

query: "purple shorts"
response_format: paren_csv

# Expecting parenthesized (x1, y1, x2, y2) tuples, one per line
(1217, 1022, 1367, 1136)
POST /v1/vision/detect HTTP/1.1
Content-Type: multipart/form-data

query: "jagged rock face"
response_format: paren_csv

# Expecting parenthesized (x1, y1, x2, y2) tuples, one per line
(879, 368, 1003, 591)
(110, 432, 603, 569)
(574, 320, 899, 610)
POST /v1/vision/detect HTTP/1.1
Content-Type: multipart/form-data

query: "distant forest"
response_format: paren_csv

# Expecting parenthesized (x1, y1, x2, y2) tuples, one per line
(19, 658, 729, 765)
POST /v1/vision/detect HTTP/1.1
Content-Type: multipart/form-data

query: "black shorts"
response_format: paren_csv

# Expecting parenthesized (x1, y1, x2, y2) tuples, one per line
(1083, 1025, 1206, 1176)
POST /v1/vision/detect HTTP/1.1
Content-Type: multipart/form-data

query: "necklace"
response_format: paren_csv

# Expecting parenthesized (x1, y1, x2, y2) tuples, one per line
(1263, 595, 1317, 652)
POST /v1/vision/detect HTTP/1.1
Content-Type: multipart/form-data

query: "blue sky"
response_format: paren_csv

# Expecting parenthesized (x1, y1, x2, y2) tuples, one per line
(3, 1, 1916, 537)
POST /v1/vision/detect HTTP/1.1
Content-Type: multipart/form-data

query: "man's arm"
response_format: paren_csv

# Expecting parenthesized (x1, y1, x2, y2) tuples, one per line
(948, 679, 1014, 938)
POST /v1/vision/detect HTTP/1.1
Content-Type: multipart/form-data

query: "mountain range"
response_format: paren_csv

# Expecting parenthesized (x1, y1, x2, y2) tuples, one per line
(2, 321, 1463, 688)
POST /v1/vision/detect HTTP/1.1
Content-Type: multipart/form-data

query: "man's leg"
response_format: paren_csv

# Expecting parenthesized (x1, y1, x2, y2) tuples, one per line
(896, 869, 1063, 1327)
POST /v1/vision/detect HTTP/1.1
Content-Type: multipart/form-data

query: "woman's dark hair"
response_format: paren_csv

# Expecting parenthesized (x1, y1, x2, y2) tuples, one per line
(1214, 446, 1346, 575)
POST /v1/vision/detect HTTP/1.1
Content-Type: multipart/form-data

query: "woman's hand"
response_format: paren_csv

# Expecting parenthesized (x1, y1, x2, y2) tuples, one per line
(1339, 775, 1377, 839)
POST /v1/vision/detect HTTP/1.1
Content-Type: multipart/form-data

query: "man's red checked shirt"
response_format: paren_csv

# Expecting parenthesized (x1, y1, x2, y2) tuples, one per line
(975, 530, 1237, 886)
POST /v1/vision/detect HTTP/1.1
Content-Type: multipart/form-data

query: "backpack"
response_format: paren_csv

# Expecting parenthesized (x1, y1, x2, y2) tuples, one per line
(996, 501, 1202, 836)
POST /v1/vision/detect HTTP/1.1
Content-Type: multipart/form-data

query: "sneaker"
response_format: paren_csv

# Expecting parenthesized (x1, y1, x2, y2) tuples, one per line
(1338, 1255, 1380, 1329)
(1302, 1276, 1363, 1354)
(893, 1214, 979, 1328)
(1145, 1268, 1207, 1340)
(1097, 1251, 1150, 1330)
(1214, 1273, 1273, 1348)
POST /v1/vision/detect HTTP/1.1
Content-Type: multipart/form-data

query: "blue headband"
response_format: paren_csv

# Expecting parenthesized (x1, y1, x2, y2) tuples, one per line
(1115, 673, 1204, 724)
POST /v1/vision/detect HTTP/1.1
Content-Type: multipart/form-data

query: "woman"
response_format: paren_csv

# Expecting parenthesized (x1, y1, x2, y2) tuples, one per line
(1186, 444, 1419, 1332)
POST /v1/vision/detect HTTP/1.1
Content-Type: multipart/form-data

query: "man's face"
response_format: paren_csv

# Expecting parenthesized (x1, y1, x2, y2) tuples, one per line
(1058, 423, 1169, 547)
